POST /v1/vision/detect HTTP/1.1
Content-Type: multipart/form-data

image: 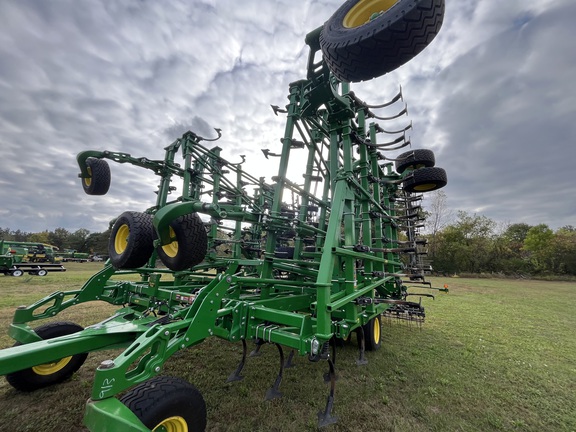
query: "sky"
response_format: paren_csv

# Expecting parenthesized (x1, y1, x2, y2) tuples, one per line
(0, 0, 574, 234)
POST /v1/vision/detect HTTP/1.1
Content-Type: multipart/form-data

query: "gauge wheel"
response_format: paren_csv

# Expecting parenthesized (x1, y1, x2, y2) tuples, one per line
(361, 315, 382, 351)
(157, 213, 208, 271)
(320, 0, 445, 82)
(81, 157, 111, 196)
(120, 376, 207, 432)
(109, 211, 155, 269)
(395, 149, 435, 174)
(403, 166, 447, 193)
(6, 322, 88, 391)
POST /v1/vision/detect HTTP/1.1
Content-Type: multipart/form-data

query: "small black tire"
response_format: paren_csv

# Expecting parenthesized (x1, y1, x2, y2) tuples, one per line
(403, 166, 447, 193)
(36, 269, 48, 277)
(362, 315, 382, 351)
(274, 246, 295, 259)
(82, 158, 111, 196)
(320, 0, 445, 82)
(109, 211, 155, 269)
(11, 269, 23, 277)
(395, 149, 435, 174)
(120, 376, 207, 432)
(157, 213, 208, 271)
(6, 322, 88, 391)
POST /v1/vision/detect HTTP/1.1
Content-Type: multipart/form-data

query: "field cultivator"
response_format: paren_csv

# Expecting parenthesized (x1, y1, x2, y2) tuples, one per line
(0, 1, 448, 430)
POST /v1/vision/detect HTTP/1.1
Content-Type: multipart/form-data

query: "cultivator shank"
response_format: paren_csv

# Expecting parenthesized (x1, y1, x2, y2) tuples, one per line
(1, 1, 448, 430)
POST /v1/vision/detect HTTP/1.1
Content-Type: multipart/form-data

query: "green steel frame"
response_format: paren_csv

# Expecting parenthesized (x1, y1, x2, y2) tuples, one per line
(0, 26, 446, 431)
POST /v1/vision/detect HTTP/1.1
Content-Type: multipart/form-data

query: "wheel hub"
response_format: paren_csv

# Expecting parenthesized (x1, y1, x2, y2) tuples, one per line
(344, 0, 397, 28)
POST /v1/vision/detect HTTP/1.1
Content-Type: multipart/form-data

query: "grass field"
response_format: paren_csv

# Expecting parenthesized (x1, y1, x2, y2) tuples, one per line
(0, 264, 574, 431)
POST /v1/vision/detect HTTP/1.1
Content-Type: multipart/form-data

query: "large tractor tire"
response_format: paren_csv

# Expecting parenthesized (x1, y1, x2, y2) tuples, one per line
(157, 213, 208, 271)
(109, 211, 155, 269)
(320, 0, 445, 82)
(403, 166, 447, 193)
(120, 376, 207, 432)
(395, 149, 435, 174)
(6, 322, 88, 391)
(81, 157, 111, 196)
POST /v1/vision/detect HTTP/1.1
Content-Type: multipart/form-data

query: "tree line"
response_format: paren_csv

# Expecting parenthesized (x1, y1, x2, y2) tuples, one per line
(423, 192, 576, 277)
(2, 197, 574, 278)
(0, 227, 111, 256)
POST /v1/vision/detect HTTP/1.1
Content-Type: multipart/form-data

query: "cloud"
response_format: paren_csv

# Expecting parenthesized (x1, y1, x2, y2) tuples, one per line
(0, 0, 573, 234)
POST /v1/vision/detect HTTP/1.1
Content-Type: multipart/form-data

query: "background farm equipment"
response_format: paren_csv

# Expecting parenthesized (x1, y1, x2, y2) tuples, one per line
(55, 249, 91, 263)
(0, 0, 447, 430)
(0, 240, 59, 263)
(0, 241, 66, 276)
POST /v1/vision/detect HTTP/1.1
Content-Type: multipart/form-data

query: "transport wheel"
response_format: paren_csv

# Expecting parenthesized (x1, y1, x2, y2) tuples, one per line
(395, 149, 435, 174)
(403, 166, 447, 193)
(320, 0, 445, 82)
(81, 157, 111, 196)
(362, 315, 382, 351)
(120, 376, 207, 432)
(157, 213, 208, 271)
(6, 322, 88, 391)
(10, 269, 23, 277)
(36, 269, 48, 276)
(109, 211, 155, 269)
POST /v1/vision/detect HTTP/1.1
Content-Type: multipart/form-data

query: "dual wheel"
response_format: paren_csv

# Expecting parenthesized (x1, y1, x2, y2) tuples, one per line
(395, 149, 447, 193)
(109, 211, 208, 271)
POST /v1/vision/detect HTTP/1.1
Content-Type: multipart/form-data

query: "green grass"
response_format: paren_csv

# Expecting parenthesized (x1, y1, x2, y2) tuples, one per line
(0, 268, 574, 431)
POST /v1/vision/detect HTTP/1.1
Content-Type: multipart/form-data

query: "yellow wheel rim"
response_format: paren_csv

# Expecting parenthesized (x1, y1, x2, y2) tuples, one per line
(413, 183, 437, 191)
(32, 356, 73, 376)
(153, 416, 188, 432)
(162, 226, 179, 258)
(344, 0, 397, 28)
(114, 224, 130, 254)
(373, 318, 381, 345)
(83, 167, 92, 187)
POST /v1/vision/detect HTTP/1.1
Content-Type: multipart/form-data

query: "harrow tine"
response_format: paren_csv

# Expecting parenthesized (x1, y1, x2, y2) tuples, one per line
(264, 343, 285, 401)
(284, 349, 296, 369)
(323, 338, 338, 383)
(317, 358, 338, 428)
(356, 327, 368, 366)
(249, 338, 265, 357)
(226, 339, 247, 383)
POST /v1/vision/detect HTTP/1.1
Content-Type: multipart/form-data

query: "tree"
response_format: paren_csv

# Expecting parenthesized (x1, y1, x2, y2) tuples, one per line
(423, 190, 453, 261)
(48, 228, 70, 250)
(431, 211, 497, 274)
(523, 224, 554, 273)
(29, 231, 51, 244)
(551, 227, 576, 275)
(85, 230, 110, 256)
(69, 228, 91, 253)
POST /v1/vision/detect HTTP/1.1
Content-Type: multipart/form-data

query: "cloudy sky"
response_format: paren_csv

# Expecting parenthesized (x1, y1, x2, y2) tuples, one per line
(0, 0, 574, 234)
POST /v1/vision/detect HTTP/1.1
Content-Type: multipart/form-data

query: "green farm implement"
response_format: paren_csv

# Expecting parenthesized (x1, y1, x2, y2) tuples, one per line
(0, 1, 448, 430)
(0, 241, 66, 276)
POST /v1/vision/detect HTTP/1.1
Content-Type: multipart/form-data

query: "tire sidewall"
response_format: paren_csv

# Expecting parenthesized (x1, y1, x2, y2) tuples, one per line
(323, 0, 415, 42)
(157, 214, 208, 271)
(108, 212, 155, 269)
(6, 322, 88, 391)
